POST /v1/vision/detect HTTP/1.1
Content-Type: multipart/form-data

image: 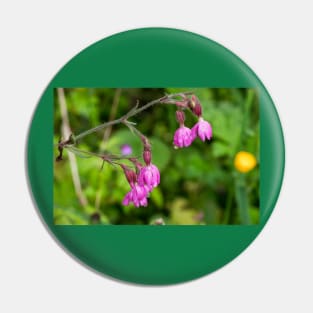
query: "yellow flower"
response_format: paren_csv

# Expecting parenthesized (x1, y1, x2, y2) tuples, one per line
(234, 151, 257, 173)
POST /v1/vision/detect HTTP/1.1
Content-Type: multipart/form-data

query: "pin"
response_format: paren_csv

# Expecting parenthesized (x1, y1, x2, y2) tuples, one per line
(27, 28, 284, 285)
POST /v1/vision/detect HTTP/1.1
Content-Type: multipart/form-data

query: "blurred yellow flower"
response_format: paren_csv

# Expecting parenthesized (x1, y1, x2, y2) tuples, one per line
(234, 151, 257, 173)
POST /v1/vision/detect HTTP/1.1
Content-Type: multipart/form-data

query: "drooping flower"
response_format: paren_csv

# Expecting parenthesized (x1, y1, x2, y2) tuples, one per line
(191, 117, 213, 142)
(138, 143, 160, 191)
(121, 164, 149, 207)
(122, 183, 149, 207)
(138, 164, 160, 191)
(173, 110, 193, 148)
(173, 126, 193, 148)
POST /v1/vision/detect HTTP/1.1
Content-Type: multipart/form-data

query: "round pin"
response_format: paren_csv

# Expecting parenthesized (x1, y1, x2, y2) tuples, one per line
(27, 28, 284, 285)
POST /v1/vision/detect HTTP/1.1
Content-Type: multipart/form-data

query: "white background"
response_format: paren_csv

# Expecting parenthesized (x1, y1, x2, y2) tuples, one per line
(1, 1, 312, 312)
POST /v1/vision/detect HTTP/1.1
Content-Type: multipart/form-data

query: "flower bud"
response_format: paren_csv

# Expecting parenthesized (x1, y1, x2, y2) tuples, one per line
(143, 150, 151, 165)
(121, 164, 137, 186)
(189, 95, 197, 108)
(193, 102, 202, 117)
(189, 95, 202, 117)
(129, 158, 143, 173)
(175, 100, 189, 108)
(175, 110, 185, 125)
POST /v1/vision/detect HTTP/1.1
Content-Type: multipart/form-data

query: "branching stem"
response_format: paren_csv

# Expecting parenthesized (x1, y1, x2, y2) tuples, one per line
(73, 91, 193, 142)
(57, 90, 194, 167)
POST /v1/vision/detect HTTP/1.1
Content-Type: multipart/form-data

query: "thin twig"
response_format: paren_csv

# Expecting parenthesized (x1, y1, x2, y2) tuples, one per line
(123, 120, 146, 139)
(57, 88, 88, 207)
(74, 91, 193, 142)
(66, 145, 134, 162)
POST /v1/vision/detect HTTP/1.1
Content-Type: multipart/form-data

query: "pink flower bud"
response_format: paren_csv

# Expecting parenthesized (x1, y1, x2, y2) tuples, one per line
(190, 95, 200, 108)
(121, 164, 137, 187)
(175, 100, 189, 108)
(175, 110, 185, 125)
(143, 150, 151, 165)
(188, 95, 202, 117)
(193, 102, 202, 117)
(129, 158, 143, 173)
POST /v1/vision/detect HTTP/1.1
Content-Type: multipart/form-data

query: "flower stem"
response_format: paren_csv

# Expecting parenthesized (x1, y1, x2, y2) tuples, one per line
(235, 173, 251, 225)
(223, 187, 234, 224)
(65, 145, 133, 163)
(73, 91, 193, 142)
(236, 89, 255, 154)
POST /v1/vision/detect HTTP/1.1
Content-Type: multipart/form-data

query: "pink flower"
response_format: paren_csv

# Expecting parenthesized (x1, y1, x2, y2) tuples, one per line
(120, 164, 149, 207)
(138, 164, 160, 191)
(137, 145, 161, 192)
(173, 126, 193, 148)
(122, 183, 149, 207)
(191, 117, 213, 142)
(173, 110, 193, 148)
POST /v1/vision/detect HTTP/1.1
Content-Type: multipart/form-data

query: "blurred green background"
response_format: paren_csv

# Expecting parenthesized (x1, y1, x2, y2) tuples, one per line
(54, 88, 259, 225)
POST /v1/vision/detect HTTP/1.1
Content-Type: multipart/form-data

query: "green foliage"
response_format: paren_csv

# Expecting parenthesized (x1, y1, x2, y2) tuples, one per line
(54, 88, 260, 225)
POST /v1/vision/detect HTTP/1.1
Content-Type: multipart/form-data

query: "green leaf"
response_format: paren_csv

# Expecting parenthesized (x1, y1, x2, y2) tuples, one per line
(249, 207, 260, 224)
(212, 141, 231, 158)
(54, 208, 89, 225)
(150, 187, 164, 208)
(149, 137, 171, 171)
(104, 129, 142, 156)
